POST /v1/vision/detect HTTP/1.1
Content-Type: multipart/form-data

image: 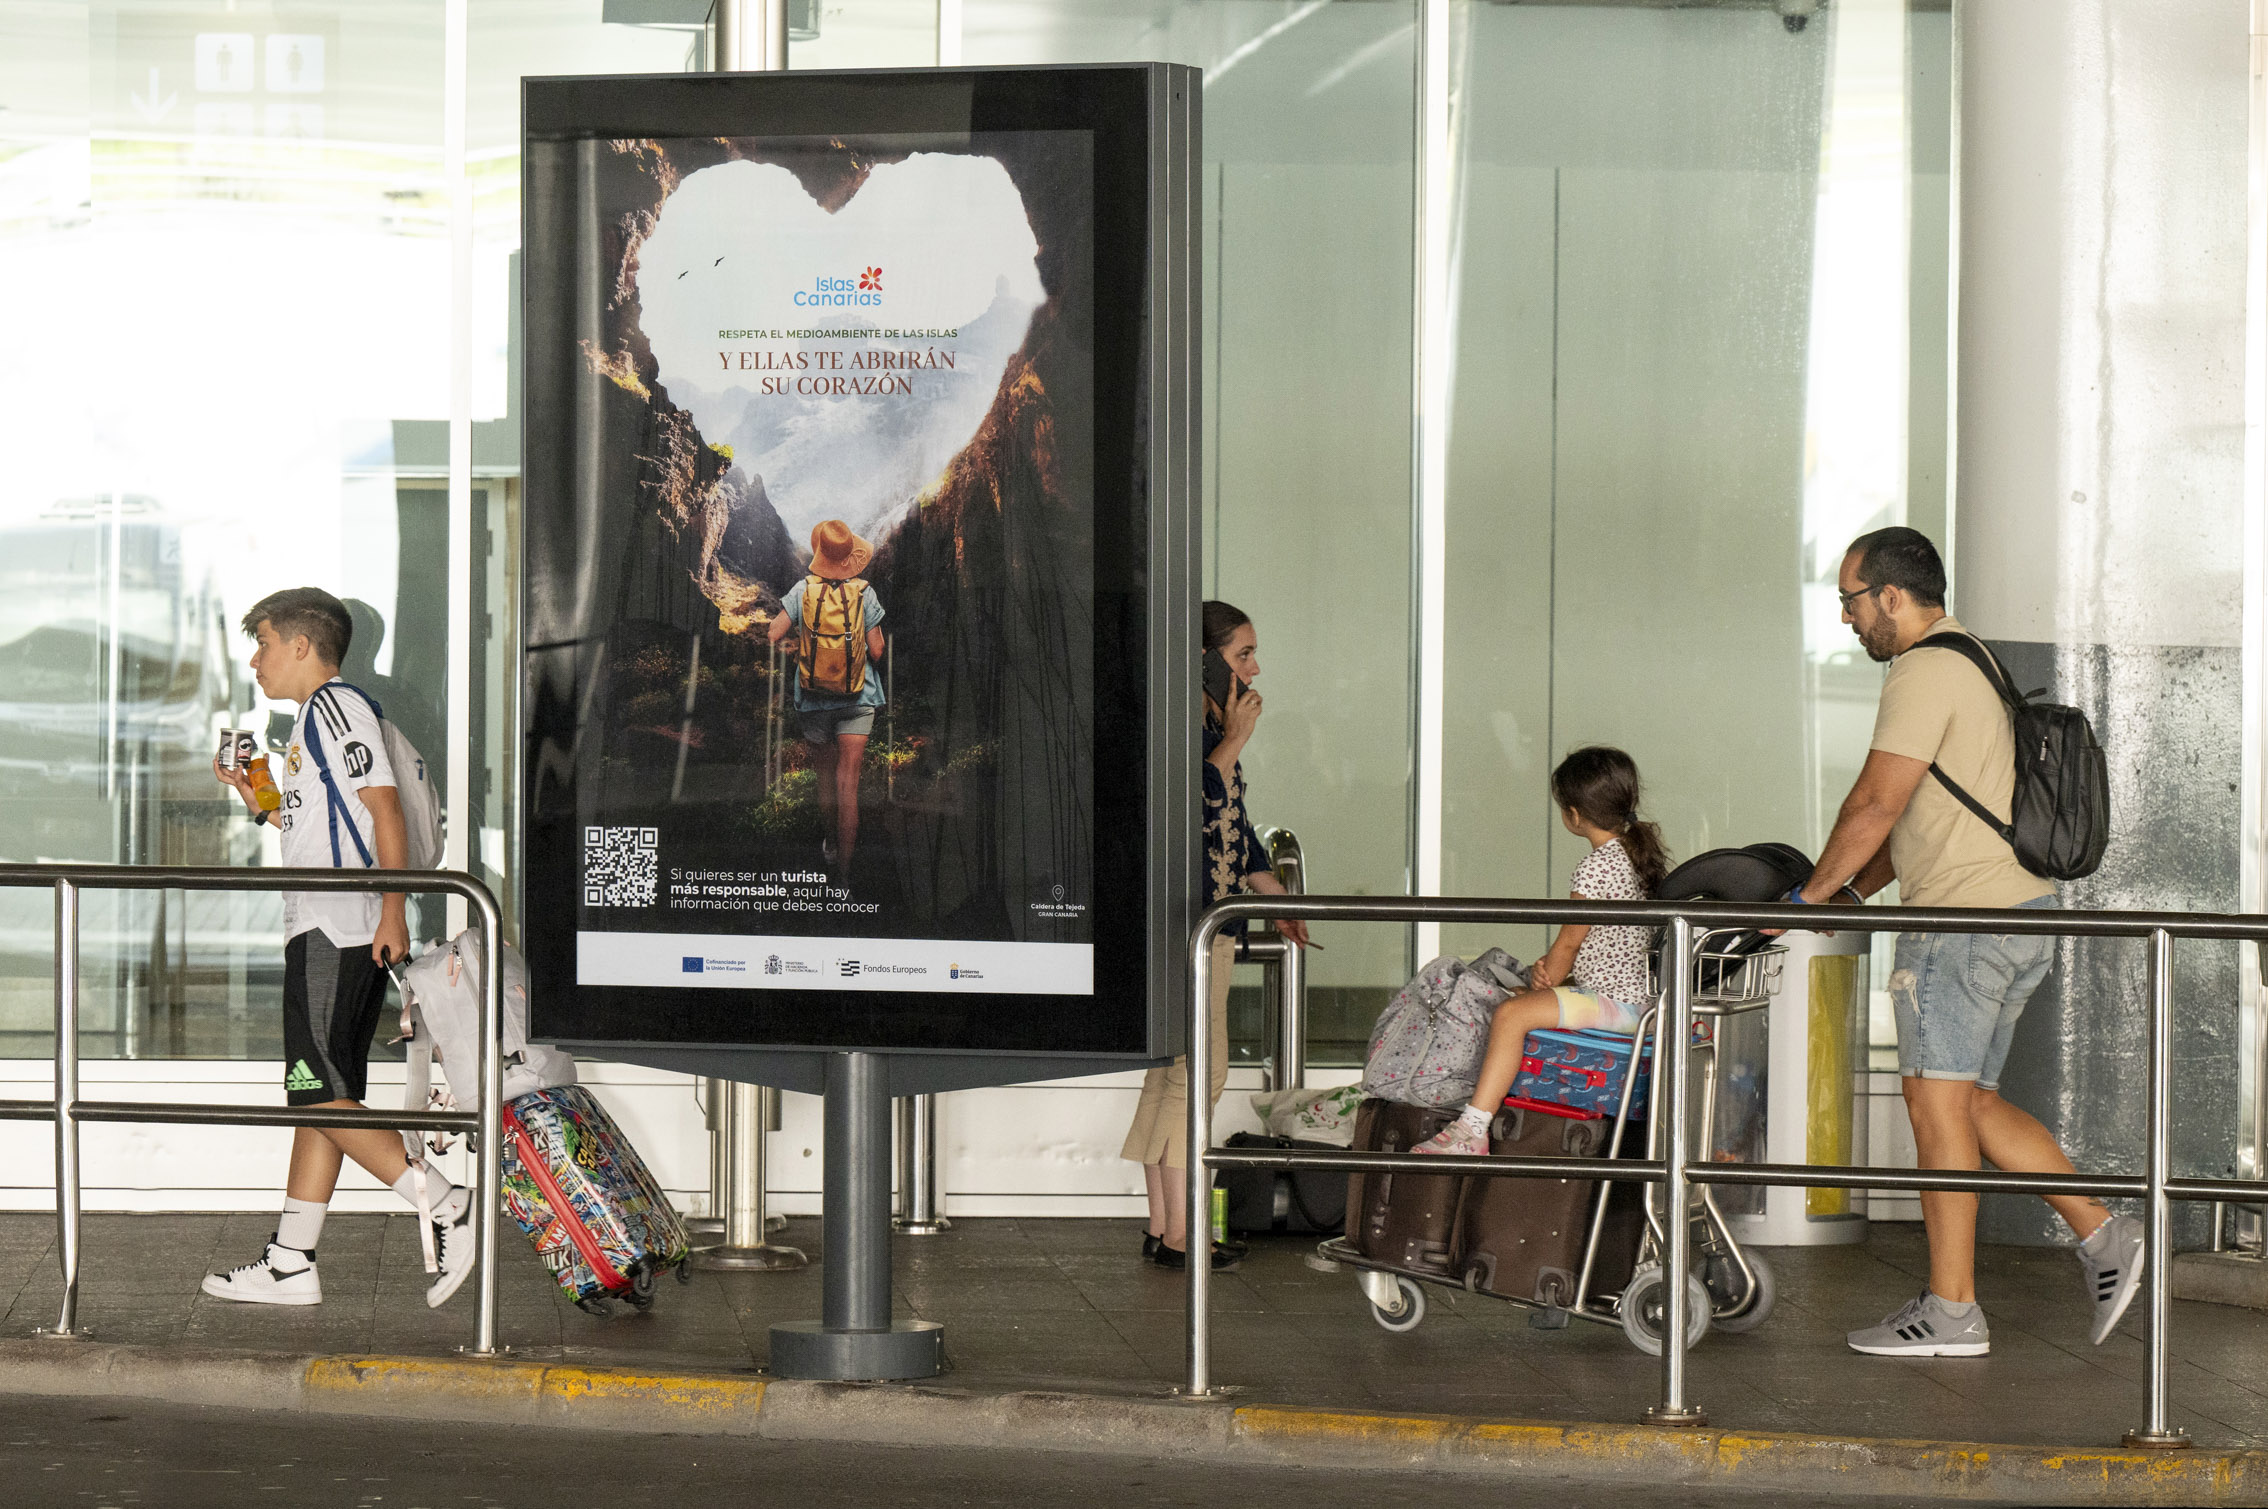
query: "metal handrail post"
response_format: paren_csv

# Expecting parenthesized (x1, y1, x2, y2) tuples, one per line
(1262, 828, 1306, 1091)
(1644, 915, 1704, 1426)
(472, 885, 504, 1357)
(1184, 913, 1223, 1396)
(1276, 933, 1307, 1092)
(2126, 928, 2192, 1448)
(893, 1093, 951, 1234)
(50, 879, 82, 1339)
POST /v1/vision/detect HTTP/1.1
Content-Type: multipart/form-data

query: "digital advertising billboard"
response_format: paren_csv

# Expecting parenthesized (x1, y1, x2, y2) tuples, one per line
(521, 67, 1199, 1069)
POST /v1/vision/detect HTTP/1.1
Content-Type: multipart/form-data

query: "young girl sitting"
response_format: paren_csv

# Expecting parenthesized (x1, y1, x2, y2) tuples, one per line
(1415, 745, 1671, 1156)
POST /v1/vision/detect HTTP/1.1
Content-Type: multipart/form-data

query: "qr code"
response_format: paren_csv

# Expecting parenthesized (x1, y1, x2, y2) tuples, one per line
(583, 826, 659, 907)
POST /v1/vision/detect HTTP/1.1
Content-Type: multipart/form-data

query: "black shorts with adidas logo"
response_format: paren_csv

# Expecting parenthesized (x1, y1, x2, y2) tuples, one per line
(281, 931, 388, 1107)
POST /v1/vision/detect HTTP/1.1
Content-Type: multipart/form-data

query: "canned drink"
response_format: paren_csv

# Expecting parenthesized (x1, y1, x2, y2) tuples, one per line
(215, 728, 250, 772)
(235, 730, 261, 770)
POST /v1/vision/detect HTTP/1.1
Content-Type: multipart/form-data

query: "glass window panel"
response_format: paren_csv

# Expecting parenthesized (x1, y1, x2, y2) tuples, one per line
(1440, 1, 1952, 1021)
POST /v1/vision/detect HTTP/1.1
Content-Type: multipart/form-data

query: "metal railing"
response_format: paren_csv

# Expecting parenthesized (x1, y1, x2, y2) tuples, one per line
(1187, 893, 2268, 1448)
(1235, 827, 1307, 1090)
(0, 863, 505, 1354)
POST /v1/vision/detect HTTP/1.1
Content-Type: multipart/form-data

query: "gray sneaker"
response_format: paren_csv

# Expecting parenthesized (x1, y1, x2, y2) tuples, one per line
(2081, 1214, 2145, 1345)
(1846, 1290, 1990, 1357)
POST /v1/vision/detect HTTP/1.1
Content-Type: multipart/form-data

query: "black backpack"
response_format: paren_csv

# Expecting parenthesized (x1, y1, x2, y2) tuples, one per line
(1915, 633, 2109, 881)
(1648, 842, 1817, 987)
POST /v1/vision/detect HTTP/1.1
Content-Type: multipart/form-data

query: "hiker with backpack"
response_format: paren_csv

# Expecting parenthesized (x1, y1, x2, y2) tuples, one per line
(1409, 746, 1672, 1155)
(767, 519, 887, 876)
(1787, 526, 2136, 1357)
(206, 587, 475, 1310)
(1119, 600, 1311, 1271)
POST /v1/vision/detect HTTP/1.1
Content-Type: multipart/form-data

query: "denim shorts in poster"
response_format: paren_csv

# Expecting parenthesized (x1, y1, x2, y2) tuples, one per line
(559, 131, 1096, 999)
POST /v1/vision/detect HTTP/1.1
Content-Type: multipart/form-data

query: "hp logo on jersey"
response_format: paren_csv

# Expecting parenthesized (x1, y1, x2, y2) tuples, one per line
(343, 741, 375, 779)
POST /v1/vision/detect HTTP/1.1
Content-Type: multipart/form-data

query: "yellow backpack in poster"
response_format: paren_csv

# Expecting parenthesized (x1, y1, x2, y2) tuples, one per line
(796, 574, 869, 696)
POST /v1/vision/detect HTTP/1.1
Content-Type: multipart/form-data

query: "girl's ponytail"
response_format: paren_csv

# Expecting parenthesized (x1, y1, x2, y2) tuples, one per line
(1550, 745, 1672, 895)
(1617, 817, 1672, 896)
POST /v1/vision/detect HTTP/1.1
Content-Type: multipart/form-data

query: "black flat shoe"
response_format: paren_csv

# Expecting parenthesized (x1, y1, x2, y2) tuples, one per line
(1142, 1232, 1163, 1261)
(1152, 1243, 1242, 1272)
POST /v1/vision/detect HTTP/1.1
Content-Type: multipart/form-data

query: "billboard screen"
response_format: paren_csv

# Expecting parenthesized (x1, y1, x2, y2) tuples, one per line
(522, 68, 1197, 1060)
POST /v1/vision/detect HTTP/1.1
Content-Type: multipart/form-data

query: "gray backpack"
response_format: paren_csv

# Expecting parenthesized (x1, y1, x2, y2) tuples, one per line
(1361, 948, 1529, 1108)
(385, 931, 577, 1274)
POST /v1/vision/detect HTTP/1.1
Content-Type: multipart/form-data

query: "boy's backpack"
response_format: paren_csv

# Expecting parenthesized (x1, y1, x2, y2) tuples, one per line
(393, 929, 578, 1115)
(301, 682, 445, 870)
(385, 930, 577, 1274)
(795, 574, 870, 697)
(1916, 633, 2109, 881)
(1362, 948, 1529, 1108)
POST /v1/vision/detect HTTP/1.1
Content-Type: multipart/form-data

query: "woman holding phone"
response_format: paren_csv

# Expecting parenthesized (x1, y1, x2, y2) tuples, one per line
(1120, 600, 1312, 1270)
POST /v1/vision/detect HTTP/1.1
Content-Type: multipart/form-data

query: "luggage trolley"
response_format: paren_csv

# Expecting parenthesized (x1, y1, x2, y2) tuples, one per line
(1314, 930, 1784, 1355)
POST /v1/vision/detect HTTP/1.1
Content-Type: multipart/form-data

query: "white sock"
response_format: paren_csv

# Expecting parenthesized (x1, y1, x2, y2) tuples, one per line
(1454, 1104, 1492, 1136)
(391, 1167, 466, 1223)
(276, 1197, 326, 1255)
(2082, 1219, 2119, 1256)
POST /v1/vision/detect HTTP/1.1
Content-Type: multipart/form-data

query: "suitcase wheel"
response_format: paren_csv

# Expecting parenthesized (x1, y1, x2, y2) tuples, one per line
(626, 1265, 658, 1311)
(575, 1295, 615, 1317)
(1703, 1248, 1775, 1332)
(676, 1259, 694, 1286)
(1618, 1265, 1711, 1356)
(1366, 1274, 1428, 1334)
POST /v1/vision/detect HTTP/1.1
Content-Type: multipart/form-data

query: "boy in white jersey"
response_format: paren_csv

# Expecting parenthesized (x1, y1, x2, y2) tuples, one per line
(206, 587, 474, 1310)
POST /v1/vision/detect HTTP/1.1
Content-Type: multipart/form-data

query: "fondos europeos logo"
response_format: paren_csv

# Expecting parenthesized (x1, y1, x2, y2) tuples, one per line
(795, 266, 883, 308)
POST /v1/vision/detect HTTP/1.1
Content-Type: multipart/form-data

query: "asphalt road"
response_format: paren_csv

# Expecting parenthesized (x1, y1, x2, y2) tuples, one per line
(0, 1395, 1944, 1509)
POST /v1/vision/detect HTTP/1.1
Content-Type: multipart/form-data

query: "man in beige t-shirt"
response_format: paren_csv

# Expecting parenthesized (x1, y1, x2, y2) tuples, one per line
(1790, 527, 2139, 1359)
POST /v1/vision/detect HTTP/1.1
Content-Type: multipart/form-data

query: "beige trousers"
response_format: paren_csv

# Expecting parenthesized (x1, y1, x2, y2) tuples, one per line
(1119, 935, 1236, 1170)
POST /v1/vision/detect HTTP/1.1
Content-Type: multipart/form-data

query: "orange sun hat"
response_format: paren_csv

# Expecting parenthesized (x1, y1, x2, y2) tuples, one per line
(809, 519, 873, 580)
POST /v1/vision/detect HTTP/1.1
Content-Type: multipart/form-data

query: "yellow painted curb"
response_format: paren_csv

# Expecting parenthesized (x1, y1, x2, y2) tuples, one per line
(1232, 1405, 2268, 1503)
(305, 1355, 768, 1427)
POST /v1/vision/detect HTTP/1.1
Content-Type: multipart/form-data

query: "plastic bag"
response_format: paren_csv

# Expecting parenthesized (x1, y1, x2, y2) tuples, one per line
(1248, 1082, 1364, 1147)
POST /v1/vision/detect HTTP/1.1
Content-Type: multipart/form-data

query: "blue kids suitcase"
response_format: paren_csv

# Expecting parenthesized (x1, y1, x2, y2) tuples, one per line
(1509, 1028, 1654, 1118)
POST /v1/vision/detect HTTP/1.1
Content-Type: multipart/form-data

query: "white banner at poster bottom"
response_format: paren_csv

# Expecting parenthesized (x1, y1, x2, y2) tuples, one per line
(576, 931, 1093, 996)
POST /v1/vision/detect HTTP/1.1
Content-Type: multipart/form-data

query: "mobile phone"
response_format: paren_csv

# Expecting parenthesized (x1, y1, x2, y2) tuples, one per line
(1203, 646, 1244, 709)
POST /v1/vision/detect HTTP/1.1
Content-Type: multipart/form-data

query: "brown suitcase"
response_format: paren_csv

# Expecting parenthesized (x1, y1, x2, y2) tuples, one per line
(1452, 1102, 1647, 1307)
(1344, 1097, 1464, 1275)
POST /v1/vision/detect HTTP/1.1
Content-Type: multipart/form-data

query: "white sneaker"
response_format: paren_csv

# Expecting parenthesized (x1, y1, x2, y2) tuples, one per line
(426, 1196, 475, 1309)
(201, 1240, 322, 1306)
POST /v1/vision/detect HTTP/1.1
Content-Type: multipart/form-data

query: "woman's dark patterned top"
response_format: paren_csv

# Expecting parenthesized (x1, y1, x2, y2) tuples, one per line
(1203, 716, 1266, 938)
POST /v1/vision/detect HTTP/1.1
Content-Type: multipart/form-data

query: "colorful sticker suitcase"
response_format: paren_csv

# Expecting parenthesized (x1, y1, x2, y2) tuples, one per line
(500, 1084, 691, 1312)
(1509, 1028, 1653, 1118)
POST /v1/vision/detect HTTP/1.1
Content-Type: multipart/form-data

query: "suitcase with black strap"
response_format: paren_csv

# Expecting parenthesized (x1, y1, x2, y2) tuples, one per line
(1343, 1097, 1463, 1275)
(1451, 1098, 1645, 1308)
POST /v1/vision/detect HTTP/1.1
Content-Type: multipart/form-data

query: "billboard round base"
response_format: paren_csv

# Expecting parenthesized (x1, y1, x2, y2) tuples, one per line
(769, 1319, 943, 1380)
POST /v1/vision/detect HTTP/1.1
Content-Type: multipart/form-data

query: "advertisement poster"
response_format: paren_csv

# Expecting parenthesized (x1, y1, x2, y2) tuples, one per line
(566, 130, 1096, 1001)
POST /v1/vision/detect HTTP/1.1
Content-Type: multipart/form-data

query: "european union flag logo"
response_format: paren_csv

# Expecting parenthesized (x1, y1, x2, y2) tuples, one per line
(682, 957, 704, 973)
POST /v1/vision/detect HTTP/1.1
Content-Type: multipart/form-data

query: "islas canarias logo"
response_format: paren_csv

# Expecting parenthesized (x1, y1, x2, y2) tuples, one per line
(795, 266, 884, 308)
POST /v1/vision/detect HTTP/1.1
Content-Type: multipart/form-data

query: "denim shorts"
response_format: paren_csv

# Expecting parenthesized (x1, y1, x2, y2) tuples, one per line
(1890, 895, 2056, 1090)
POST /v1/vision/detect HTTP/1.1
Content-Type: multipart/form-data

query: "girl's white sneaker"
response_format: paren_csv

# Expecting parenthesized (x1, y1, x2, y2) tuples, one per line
(201, 1240, 322, 1306)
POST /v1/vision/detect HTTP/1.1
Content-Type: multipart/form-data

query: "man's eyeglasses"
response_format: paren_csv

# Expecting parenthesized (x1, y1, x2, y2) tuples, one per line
(1837, 583, 1884, 611)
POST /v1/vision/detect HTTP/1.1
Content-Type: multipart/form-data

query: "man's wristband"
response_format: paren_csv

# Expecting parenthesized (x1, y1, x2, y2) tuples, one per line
(249, 807, 270, 826)
(1785, 885, 1810, 905)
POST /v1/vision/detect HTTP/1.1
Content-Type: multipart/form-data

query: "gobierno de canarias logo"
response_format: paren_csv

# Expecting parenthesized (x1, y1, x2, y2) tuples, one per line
(795, 266, 884, 308)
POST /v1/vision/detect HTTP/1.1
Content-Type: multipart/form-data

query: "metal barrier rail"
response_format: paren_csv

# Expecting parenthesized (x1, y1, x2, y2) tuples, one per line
(1187, 893, 2268, 1448)
(0, 863, 504, 1354)
(1236, 826, 1307, 1090)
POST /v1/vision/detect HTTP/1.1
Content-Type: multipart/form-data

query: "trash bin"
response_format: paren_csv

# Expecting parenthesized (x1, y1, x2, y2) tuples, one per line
(1714, 927, 1871, 1247)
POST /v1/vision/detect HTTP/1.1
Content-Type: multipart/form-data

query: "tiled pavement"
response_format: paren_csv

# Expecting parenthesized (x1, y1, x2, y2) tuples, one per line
(4, 1212, 2266, 1450)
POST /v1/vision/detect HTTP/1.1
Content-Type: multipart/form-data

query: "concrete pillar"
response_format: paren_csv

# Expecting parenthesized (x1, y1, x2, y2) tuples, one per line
(1952, 0, 2251, 1244)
